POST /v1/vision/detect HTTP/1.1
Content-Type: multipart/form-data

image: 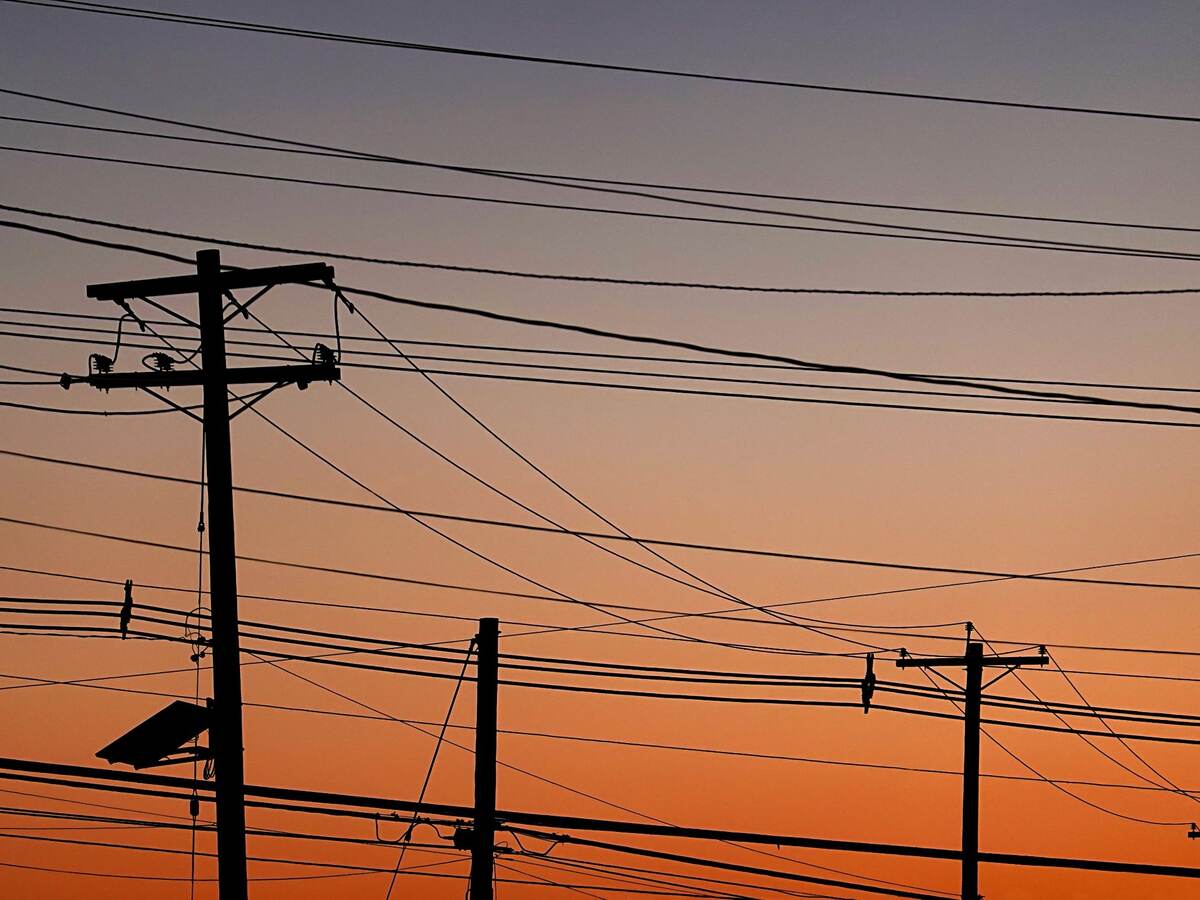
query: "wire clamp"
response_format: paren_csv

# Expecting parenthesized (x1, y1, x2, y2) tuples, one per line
(119, 579, 134, 639)
(861, 653, 876, 714)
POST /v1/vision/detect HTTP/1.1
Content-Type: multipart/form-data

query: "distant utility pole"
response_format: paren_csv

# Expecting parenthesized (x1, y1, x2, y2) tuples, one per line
(85, 249, 340, 900)
(897, 639, 1047, 900)
(471, 617, 500, 900)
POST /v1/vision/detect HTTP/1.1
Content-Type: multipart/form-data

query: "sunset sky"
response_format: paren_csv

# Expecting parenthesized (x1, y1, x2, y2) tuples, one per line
(1, 2, 1199, 898)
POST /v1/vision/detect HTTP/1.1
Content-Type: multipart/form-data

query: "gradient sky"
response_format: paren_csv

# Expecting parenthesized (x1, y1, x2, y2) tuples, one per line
(1, 2, 1199, 898)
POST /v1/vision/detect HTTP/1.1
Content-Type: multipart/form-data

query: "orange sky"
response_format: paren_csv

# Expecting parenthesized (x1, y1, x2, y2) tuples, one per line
(1, 1, 1200, 898)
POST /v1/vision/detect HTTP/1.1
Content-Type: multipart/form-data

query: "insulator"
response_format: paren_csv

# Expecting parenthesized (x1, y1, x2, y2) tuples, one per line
(147, 353, 175, 372)
(313, 343, 336, 366)
(90, 353, 114, 375)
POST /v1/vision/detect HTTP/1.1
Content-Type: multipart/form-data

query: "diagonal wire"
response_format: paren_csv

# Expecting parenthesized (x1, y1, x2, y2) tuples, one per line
(346, 297, 880, 650)
(383, 638, 476, 900)
(911, 664, 1190, 827)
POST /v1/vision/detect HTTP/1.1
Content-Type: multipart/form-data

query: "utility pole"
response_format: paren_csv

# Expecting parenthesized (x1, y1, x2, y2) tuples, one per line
(471, 617, 500, 900)
(85, 250, 340, 900)
(896, 639, 1047, 900)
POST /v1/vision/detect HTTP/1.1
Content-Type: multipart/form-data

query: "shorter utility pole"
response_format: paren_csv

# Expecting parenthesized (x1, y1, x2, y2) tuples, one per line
(897, 638, 1047, 900)
(471, 617, 500, 900)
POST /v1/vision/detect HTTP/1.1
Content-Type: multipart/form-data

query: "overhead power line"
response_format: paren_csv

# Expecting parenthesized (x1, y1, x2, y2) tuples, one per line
(10, 558, 1200, 670)
(1, 114, 1197, 264)
(10, 304, 1200, 395)
(5, 662, 1198, 796)
(9, 617, 1200, 746)
(5, 1, 1200, 124)
(3, 210, 1198, 421)
(3, 757, 1200, 882)
(5, 449, 1200, 595)
(2, 315, 1161, 406)
(5, 112, 1200, 239)
(5, 143, 1199, 264)
(10, 597, 1200, 731)
(8, 322, 1196, 428)
(3, 508, 1199, 595)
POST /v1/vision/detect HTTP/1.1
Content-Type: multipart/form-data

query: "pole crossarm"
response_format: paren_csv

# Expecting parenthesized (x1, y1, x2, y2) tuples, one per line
(895, 642, 1048, 900)
(85, 362, 339, 390)
(86, 262, 334, 302)
(896, 654, 1048, 669)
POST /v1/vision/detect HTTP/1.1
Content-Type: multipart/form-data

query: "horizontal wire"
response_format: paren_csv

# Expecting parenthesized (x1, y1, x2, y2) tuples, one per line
(14, 560, 1200, 677)
(11, 323, 1197, 427)
(9, 304, 1200, 394)
(7, 209, 1200, 418)
(0, 446, 1189, 591)
(7, 618, 1200, 744)
(7, 604, 1200, 730)
(5, 3, 1200, 124)
(7, 669, 1194, 798)
(1, 317, 1138, 407)
(4, 143, 1199, 264)
(4, 112, 1200, 240)
(4, 498, 1198, 595)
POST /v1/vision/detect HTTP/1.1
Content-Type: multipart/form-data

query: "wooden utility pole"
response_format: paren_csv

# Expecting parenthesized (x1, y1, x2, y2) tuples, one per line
(471, 617, 500, 900)
(896, 640, 1047, 900)
(86, 250, 339, 899)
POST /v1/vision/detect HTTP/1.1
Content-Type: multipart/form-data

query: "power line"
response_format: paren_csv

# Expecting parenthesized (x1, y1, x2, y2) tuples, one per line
(5, 143, 1200, 264)
(10, 303, 1200, 395)
(8, 665, 1196, 797)
(5, 1, 1200, 125)
(2, 110, 1198, 265)
(5, 113, 1200, 241)
(11, 321, 1196, 427)
(136, 306, 858, 661)
(6, 208, 1196, 419)
(4, 504, 1197, 596)
(3, 316, 1144, 407)
(12, 558, 1200, 672)
(245, 305, 885, 652)
(7, 627, 1200, 736)
(6, 756, 1200, 880)
(8, 448, 1200, 616)
(7, 667, 1200, 808)
(3, 548, 1198, 669)
(0, 398, 196, 415)
(330, 281, 1200, 415)
(911, 666, 1192, 829)
(9, 616, 1200, 746)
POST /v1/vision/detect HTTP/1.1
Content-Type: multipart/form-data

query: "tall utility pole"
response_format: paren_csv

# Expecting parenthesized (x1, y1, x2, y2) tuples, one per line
(897, 640, 1047, 900)
(85, 250, 340, 899)
(471, 617, 500, 900)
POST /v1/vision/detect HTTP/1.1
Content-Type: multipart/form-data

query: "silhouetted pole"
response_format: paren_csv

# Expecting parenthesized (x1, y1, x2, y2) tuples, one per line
(197, 249, 249, 900)
(897, 639, 1047, 900)
(85, 252, 340, 899)
(472, 617, 500, 900)
(960, 642, 983, 900)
